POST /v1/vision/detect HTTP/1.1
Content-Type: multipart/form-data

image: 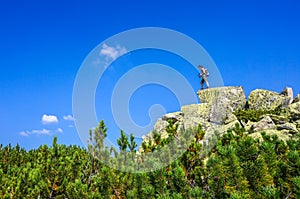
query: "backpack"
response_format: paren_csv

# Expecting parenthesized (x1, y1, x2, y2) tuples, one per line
(204, 68, 209, 76)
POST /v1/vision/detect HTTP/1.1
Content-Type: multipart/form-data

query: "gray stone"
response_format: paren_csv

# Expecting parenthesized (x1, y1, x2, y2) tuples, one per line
(197, 86, 246, 111)
(197, 86, 246, 124)
(224, 113, 238, 125)
(252, 116, 276, 132)
(181, 103, 210, 121)
(220, 120, 240, 134)
(180, 103, 211, 130)
(277, 123, 299, 134)
(248, 89, 290, 110)
(267, 114, 289, 125)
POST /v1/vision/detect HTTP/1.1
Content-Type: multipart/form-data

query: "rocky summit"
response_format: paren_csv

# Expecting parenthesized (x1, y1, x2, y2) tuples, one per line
(142, 86, 300, 147)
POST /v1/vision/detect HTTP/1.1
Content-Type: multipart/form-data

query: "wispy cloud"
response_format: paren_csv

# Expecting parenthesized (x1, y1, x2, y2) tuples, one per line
(63, 115, 74, 121)
(19, 128, 62, 136)
(19, 131, 29, 136)
(99, 43, 127, 62)
(19, 128, 51, 136)
(32, 128, 51, 135)
(42, 114, 58, 124)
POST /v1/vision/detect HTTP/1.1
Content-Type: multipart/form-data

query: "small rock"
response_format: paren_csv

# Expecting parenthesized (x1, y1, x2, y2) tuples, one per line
(222, 120, 240, 133)
(267, 114, 289, 125)
(277, 123, 299, 134)
(224, 113, 238, 125)
(252, 116, 276, 132)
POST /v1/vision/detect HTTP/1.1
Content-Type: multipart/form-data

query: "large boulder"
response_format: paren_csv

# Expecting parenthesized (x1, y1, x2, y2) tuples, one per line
(181, 103, 211, 130)
(197, 86, 246, 111)
(248, 89, 291, 110)
(181, 103, 210, 121)
(197, 86, 246, 124)
(281, 87, 294, 105)
(146, 87, 246, 146)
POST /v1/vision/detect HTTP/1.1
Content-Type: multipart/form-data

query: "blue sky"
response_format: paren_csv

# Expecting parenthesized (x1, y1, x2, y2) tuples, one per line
(0, 0, 300, 149)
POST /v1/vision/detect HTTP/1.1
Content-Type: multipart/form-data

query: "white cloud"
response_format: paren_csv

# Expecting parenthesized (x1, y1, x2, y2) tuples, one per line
(19, 128, 51, 136)
(63, 115, 74, 121)
(57, 128, 63, 133)
(32, 128, 51, 135)
(100, 43, 127, 61)
(68, 125, 74, 128)
(19, 131, 29, 136)
(42, 114, 58, 124)
(18, 128, 63, 136)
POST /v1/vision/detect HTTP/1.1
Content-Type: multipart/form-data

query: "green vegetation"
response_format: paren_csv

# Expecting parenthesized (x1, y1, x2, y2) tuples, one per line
(233, 107, 285, 123)
(1, 120, 300, 198)
(234, 109, 271, 122)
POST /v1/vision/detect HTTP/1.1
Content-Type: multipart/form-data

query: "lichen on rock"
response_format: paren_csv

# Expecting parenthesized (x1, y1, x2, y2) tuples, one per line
(248, 89, 291, 110)
(197, 86, 246, 111)
(250, 129, 291, 142)
(197, 86, 246, 124)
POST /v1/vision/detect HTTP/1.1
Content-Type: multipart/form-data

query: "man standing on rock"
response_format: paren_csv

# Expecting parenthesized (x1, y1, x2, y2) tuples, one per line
(198, 65, 210, 90)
